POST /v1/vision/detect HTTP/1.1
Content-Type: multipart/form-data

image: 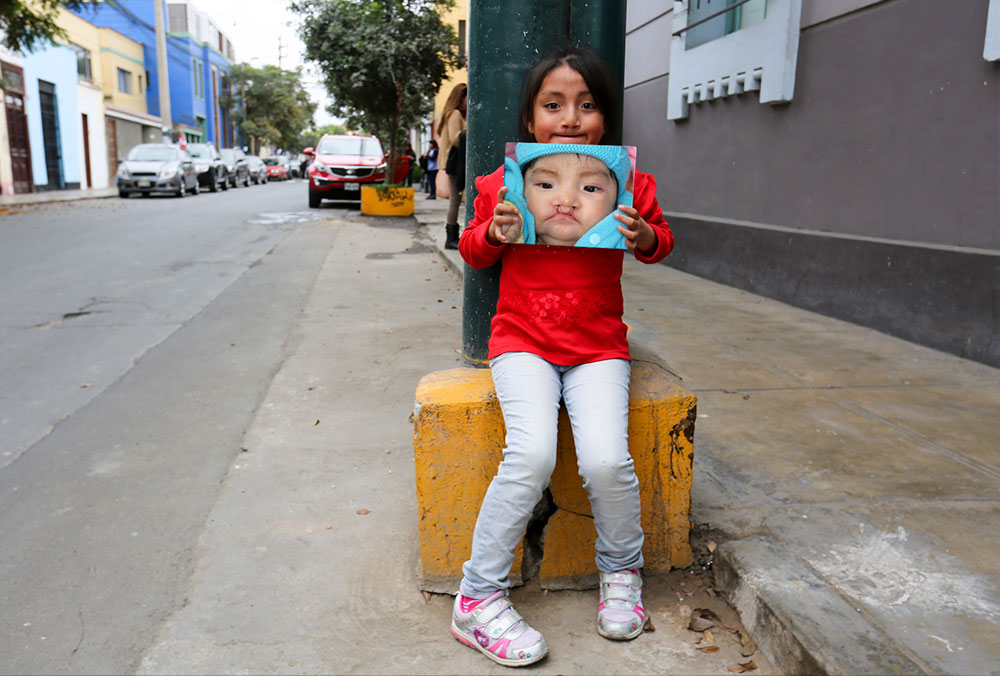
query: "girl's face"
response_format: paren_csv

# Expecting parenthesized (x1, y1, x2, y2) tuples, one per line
(528, 64, 605, 145)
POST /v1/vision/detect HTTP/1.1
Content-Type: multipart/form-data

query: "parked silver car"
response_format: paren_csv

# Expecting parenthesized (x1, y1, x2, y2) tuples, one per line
(117, 144, 199, 198)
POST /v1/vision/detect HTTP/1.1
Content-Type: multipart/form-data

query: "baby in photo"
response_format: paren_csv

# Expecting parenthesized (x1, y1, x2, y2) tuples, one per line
(501, 142, 636, 249)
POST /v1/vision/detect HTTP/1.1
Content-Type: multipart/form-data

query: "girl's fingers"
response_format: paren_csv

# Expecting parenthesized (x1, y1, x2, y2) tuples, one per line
(614, 211, 636, 229)
(617, 224, 637, 240)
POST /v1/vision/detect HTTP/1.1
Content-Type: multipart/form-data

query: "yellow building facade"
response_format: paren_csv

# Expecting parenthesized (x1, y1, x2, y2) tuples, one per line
(433, 0, 469, 125)
(55, 9, 161, 187)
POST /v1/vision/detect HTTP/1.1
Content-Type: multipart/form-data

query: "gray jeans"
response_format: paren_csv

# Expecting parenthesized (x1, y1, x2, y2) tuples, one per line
(459, 352, 643, 598)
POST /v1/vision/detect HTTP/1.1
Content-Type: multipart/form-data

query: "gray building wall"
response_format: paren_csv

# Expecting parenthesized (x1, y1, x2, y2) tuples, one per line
(624, 0, 1000, 366)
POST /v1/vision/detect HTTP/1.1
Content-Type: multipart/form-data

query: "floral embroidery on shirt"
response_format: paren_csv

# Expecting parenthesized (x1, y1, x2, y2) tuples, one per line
(502, 288, 621, 325)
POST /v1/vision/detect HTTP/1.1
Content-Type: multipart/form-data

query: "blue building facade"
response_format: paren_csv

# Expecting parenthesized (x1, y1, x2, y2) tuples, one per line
(71, 0, 236, 146)
(21, 43, 82, 190)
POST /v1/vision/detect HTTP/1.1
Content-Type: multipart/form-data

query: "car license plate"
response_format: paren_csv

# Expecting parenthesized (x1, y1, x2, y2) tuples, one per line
(345, 182, 359, 191)
(138, 179, 150, 188)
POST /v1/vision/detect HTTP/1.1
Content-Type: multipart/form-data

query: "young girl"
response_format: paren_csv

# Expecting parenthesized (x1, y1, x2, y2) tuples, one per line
(452, 47, 674, 667)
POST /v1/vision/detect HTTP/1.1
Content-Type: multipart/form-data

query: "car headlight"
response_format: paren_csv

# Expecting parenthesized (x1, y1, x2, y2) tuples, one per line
(160, 166, 178, 179)
(312, 162, 330, 174)
(194, 163, 208, 172)
(117, 164, 130, 178)
(375, 163, 387, 172)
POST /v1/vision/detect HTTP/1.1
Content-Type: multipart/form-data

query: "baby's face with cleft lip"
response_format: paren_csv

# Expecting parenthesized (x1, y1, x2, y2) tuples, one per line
(523, 153, 617, 246)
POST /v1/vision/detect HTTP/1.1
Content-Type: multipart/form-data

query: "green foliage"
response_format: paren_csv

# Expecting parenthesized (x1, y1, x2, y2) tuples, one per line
(1, 0, 97, 52)
(292, 0, 464, 171)
(224, 63, 317, 152)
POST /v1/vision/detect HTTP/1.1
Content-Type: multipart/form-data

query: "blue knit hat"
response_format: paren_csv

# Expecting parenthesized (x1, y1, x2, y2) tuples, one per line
(503, 142, 634, 249)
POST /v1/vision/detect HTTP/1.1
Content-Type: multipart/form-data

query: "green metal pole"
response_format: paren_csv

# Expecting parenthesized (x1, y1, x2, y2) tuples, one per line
(462, 1, 626, 366)
(570, 0, 626, 144)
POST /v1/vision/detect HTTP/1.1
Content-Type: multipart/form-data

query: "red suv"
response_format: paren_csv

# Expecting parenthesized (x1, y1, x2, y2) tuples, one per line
(305, 134, 386, 207)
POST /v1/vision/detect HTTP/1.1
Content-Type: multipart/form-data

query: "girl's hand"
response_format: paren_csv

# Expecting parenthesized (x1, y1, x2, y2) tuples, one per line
(615, 205, 657, 255)
(488, 186, 523, 245)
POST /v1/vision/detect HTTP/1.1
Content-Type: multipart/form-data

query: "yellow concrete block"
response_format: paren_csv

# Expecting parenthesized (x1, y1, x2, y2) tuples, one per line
(413, 358, 695, 592)
(413, 369, 522, 593)
(360, 185, 414, 216)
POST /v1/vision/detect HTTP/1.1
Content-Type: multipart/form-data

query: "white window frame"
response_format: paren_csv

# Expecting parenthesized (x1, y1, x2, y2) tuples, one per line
(667, 0, 802, 120)
(986, 0, 1000, 61)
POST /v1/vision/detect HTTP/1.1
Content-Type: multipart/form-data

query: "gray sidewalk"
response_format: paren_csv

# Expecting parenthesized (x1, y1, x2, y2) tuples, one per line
(0, 186, 118, 208)
(420, 192, 1000, 675)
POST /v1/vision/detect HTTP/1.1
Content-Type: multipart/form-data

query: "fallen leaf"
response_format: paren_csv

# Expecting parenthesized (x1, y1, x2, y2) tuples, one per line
(644, 616, 655, 632)
(694, 637, 703, 645)
(740, 633, 758, 657)
(738, 660, 758, 671)
(422, 591, 431, 604)
(698, 645, 721, 653)
(705, 629, 715, 643)
(312, 419, 320, 426)
(356, 509, 370, 515)
(707, 540, 718, 553)
(689, 608, 720, 632)
(728, 667, 745, 674)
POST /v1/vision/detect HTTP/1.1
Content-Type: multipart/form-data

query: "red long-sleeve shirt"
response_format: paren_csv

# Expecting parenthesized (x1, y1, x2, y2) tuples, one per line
(458, 166, 674, 365)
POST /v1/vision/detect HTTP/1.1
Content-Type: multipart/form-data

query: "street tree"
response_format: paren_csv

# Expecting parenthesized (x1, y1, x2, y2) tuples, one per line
(293, 0, 463, 181)
(224, 63, 317, 154)
(1, 0, 98, 52)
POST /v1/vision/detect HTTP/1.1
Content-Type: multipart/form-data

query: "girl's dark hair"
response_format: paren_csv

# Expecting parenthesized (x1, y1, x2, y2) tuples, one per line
(517, 46, 620, 145)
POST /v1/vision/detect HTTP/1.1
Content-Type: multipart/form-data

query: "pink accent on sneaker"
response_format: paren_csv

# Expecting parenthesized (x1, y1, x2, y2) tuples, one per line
(489, 637, 512, 658)
(459, 594, 484, 613)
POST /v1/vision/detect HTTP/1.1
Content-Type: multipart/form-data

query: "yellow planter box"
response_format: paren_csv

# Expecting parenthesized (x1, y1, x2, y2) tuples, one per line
(360, 185, 414, 216)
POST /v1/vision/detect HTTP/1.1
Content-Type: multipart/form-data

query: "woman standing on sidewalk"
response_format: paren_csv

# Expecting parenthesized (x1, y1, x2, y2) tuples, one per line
(437, 83, 467, 249)
(424, 140, 439, 199)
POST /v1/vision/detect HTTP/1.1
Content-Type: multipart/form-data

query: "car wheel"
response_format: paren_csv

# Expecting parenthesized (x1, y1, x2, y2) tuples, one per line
(191, 178, 200, 195)
(309, 189, 321, 208)
(118, 190, 129, 198)
(175, 184, 185, 198)
(210, 171, 220, 192)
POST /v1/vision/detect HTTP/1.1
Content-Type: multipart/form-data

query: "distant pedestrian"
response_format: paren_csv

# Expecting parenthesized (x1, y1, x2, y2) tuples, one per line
(424, 140, 439, 200)
(451, 47, 674, 667)
(437, 82, 466, 249)
(404, 143, 417, 187)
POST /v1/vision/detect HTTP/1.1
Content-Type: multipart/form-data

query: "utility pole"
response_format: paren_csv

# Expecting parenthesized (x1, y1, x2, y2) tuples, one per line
(278, 36, 286, 70)
(154, 0, 172, 142)
(462, 0, 626, 365)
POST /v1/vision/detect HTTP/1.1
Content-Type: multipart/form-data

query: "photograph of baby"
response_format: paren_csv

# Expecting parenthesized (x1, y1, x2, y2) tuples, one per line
(501, 142, 637, 249)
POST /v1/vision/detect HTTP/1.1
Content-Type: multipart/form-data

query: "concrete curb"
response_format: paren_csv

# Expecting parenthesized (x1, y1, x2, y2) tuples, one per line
(714, 537, 929, 675)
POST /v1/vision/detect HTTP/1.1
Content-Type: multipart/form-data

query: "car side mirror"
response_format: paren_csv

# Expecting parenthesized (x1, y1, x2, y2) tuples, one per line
(304, 147, 314, 156)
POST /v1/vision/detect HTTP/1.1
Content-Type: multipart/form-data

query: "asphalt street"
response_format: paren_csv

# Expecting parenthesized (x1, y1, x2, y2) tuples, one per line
(0, 181, 349, 673)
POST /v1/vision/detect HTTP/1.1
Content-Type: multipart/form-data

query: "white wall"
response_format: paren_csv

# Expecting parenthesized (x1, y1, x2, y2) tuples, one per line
(77, 85, 109, 188)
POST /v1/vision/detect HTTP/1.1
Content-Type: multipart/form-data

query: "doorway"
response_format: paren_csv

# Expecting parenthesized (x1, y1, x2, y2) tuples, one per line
(38, 80, 64, 190)
(2, 61, 33, 193)
(81, 113, 92, 188)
